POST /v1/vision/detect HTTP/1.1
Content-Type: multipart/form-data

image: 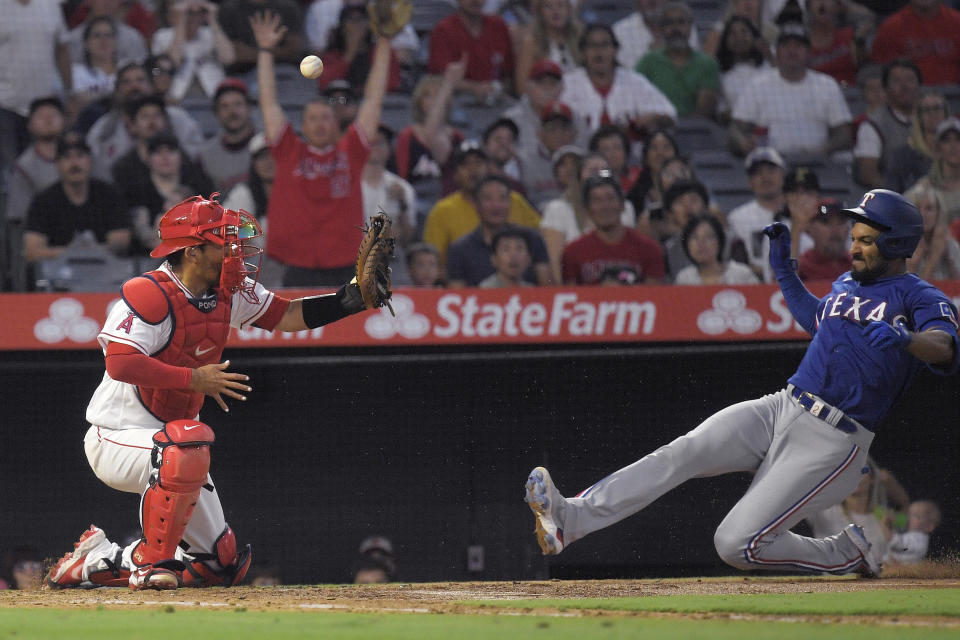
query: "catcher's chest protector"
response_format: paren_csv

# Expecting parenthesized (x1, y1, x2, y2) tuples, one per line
(136, 271, 232, 421)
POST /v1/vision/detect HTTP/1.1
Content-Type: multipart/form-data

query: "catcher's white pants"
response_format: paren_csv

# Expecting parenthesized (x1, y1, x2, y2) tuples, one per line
(558, 388, 875, 573)
(82, 425, 227, 573)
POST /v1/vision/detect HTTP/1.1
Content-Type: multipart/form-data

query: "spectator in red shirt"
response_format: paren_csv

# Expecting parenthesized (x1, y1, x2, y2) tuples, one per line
(871, 0, 960, 86)
(806, 0, 866, 87)
(252, 9, 390, 286)
(317, 0, 401, 94)
(562, 171, 665, 284)
(69, 0, 157, 42)
(797, 199, 852, 281)
(427, 0, 515, 102)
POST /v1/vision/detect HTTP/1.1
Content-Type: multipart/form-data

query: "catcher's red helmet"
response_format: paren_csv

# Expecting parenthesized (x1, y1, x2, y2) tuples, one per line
(150, 194, 263, 300)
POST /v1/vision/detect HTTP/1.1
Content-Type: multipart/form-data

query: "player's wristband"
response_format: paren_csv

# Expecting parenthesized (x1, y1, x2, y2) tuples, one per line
(301, 285, 361, 328)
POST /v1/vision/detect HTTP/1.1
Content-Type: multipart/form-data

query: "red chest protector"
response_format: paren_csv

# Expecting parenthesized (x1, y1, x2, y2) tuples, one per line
(124, 270, 232, 422)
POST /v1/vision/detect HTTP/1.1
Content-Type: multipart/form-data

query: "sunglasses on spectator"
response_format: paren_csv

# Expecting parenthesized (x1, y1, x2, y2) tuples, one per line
(327, 95, 356, 106)
(152, 65, 176, 76)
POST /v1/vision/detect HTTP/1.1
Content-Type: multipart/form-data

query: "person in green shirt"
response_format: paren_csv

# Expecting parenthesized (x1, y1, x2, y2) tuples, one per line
(636, 1, 720, 119)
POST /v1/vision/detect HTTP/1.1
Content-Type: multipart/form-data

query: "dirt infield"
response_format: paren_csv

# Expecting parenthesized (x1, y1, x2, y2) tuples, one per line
(2, 573, 959, 621)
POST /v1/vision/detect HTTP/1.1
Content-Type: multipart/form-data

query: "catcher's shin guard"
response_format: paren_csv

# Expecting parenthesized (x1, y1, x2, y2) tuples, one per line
(131, 420, 215, 577)
(181, 525, 252, 587)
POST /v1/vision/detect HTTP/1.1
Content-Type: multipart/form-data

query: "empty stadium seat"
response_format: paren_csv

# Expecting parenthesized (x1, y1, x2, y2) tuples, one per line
(580, 0, 634, 25)
(34, 243, 138, 292)
(411, 0, 456, 35)
(690, 149, 752, 213)
(674, 116, 728, 153)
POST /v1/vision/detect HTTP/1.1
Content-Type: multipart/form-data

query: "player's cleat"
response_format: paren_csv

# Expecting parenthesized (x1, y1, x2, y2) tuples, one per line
(129, 562, 182, 591)
(181, 545, 252, 588)
(525, 466, 565, 555)
(844, 523, 883, 577)
(45, 525, 107, 589)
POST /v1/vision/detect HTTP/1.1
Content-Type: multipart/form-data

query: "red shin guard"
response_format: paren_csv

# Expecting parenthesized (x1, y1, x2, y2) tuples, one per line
(132, 420, 215, 568)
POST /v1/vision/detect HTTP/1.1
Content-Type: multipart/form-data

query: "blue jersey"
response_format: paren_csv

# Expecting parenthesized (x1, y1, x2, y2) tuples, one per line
(788, 272, 959, 431)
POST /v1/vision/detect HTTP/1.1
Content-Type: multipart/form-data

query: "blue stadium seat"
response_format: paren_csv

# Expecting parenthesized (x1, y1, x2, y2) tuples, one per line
(580, 0, 634, 26)
(674, 116, 728, 153)
(690, 149, 752, 214)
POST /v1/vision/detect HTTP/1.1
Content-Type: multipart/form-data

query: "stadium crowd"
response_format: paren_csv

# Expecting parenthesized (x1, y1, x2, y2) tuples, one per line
(3, 0, 960, 292)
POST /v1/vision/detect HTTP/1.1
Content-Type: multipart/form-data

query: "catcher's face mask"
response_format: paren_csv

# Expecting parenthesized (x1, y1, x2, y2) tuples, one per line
(216, 209, 263, 302)
(151, 194, 264, 302)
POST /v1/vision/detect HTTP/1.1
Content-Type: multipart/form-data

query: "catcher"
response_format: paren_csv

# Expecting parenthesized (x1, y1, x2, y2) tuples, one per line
(44, 194, 394, 590)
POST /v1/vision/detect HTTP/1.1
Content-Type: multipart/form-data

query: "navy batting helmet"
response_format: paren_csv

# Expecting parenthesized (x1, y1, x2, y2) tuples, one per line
(842, 189, 923, 259)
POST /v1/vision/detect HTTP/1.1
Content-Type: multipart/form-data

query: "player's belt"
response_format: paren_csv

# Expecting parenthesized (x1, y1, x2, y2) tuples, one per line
(789, 386, 859, 434)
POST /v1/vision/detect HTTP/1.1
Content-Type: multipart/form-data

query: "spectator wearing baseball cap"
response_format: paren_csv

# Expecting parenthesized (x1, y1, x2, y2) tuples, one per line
(197, 78, 257, 193)
(503, 59, 566, 164)
(23, 131, 130, 268)
(770, 165, 820, 278)
(908, 116, 960, 224)
(513, 0, 584, 96)
(730, 21, 852, 157)
(517, 101, 578, 208)
(5, 97, 66, 226)
(727, 146, 788, 281)
(320, 79, 361, 130)
(423, 140, 541, 268)
(353, 534, 396, 584)
(797, 198, 853, 281)
(150, 0, 237, 102)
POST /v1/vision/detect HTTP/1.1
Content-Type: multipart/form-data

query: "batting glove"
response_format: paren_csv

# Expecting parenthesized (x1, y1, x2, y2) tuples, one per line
(863, 320, 912, 351)
(763, 222, 796, 278)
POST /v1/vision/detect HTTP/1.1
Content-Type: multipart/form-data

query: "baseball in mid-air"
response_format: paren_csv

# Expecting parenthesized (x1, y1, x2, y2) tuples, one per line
(300, 55, 324, 79)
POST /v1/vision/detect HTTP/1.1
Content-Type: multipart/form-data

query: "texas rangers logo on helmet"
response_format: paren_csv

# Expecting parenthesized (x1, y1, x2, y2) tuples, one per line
(859, 192, 876, 208)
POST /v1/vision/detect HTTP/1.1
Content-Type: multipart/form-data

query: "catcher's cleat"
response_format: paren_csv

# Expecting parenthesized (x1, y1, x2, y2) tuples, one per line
(525, 466, 565, 555)
(45, 525, 108, 589)
(844, 523, 883, 577)
(129, 560, 183, 591)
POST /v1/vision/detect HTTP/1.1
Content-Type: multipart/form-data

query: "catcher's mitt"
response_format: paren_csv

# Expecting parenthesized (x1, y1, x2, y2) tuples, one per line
(367, 0, 412, 39)
(355, 212, 396, 316)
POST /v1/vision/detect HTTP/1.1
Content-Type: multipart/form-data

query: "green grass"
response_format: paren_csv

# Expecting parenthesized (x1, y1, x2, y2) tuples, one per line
(0, 608, 959, 640)
(471, 588, 960, 617)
